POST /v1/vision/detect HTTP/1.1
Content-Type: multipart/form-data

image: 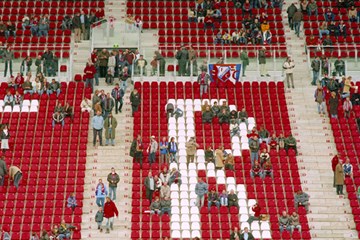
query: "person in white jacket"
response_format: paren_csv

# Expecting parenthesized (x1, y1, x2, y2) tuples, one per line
(81, 98, 92, 113)
(283, 57, 295, 88)
(108, 51, 116, 76)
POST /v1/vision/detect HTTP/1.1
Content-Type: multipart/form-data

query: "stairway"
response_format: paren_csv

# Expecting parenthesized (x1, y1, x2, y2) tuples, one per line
(281, 2, 358, 239)
(105, 0, 127, 21)
(80, 81, 134, 239)
(71, 41, 92, 79)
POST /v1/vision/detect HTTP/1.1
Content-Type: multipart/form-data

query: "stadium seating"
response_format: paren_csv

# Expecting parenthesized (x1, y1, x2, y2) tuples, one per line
(126, 0, 288, 58)
(326, 81, 360, 238)
(0, 82, 91, 239)
(130, 81, 311, 240)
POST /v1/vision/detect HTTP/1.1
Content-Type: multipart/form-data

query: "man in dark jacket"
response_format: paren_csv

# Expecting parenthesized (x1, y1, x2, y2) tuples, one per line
(240, 227, 255, 240)
(311, 57, 320, 85)
(111, 83, 124, 114)
(176, 47, 189, 76)
(259, 47, 270, 77)
(107, 168, 120, 200)
(292, 9, 303, 37)
(72, 12, 82, 43)
(130, 89, 140, 116)
(287, 3, 298, 30)
(0, 156, 7, 186)
(202, 106, 214, 123)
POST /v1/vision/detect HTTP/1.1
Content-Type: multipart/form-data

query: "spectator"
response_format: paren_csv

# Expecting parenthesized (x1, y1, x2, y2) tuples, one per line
(107, 167, 120, 200)
(58, 219, 76, 240)
(21, 56, 32, 75)
(63, 103, 74, 122)
(98, 49, 109, 78)
(204, 14, 215, 31)
(343, 97, 353, 118)
(30, 233, 40, 240)
(95, 179, 108, 207)
(130, 134, 143, 167)
(205, 146, 215, 164)
(240, 227, 255, 240)
(348, 6, 357, 22)
(40, 230, 50, 240)
(259, 47, 270, 77)
(279, 211, 291, 233)
(208, 188, 220, 210)
(175, 47, 189, 76)
(259, 149, 270, 166)
(147, 136, 158, 166)
(84, 62, 96, 92)
(338, 21, 346, 38)
(324, 8, 335, 22)
(185, 137, 199, 164)
(81, 98, 92, 113)
(154, 51, 166, 76)
(287, 3, 298, 30)
(168, 167, 182, 186)
(159, 166, 170, 184)
(294, 190, 310, 213)
(230, 227, 241, 240)
(52, 111, 65, 128)
(159, 137, 169, 165)
(215, 145, 225, 169)
(272, 0, 284, 10)
(30, 17, 39, 36)
(351, 88, 360, 106)
(50, 225, 59, 239)
(2, 48, 12, 78)
(103, 196, 119, 233)
(331, 153, 341, 187)
(22, 15, 30, 30)
(160, 181, 170, 199)
(102, 93, 114, 119)
(334, 57, 345, 76)
(47, 79, 61, 97)
(240, 50, 249, 77)
(202, 106, 214, 123)
(135, 55, 147, 76)
(197, 69, 210, 97)
(3, 91, 13, 108)
(247, 202, 261, 224)
(278, 133, 286, 150)
(80, 10, 89, 40)
(218, 109, 230, 124)
(222, 31, 231, 44)
(219, 190, 228, 206)
(327, 21, 338, 37)
(251, 160, 264, 179)
(258, 126, 270, 144)
(168, 137, 178, 163)
(66, 193, 77, 213)
(285, 134, 297, 155)
(307, 0, 318, 16)
(268, 133, 279, 152)
(225, 153, 235, 171)
(8, 165, 21, 189)
(0, 156, 7, 186)
(238, 107, 249, 126)
(104, 112, 117, 146)
(161, 197, 172, 215)
(95, 207, 104, 232)
(263, 161, 274, 179)
(111, 83, 124, 114)
(130, 88, 140, 116)
(134, 17, 143, 33)
(322, 35, 333, 48)
(290, 212, 302, 233)
(61, 15, 72, 30)
(145, 171, 155, 202)
(341, 76, 355, 99)
(34, 55, 42, 74)
(92, 111, 104, 147)
(242, 0, 252, 16)
(310, 57, 321, 86)
(195, 178, 209, 207)
(188, 8, 198, 22)
(249, 136, 260, 166)
(150, 196, 162, 214)
(283, 57, 295, 88)
(119, 66, 130, 91)
(72, 12, 81, 43)
(202, 101, 211, 112)
(343, 157, 353, 178)
(38, 19, 49, 37)
(230, 120, 240, 138)
(22, 76, 34, 95)
(314, 85, 326, 115)
(187, 46, 198, 76)
(228, 189, 239, 208)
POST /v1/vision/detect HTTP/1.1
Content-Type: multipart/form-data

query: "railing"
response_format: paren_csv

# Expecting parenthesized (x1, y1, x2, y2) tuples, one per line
(90, 20, 141, 51)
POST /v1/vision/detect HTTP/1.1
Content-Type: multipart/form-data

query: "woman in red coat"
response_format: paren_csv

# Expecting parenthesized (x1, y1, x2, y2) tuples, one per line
(247, 202, 262, 224)
(103, 196, 119, 233)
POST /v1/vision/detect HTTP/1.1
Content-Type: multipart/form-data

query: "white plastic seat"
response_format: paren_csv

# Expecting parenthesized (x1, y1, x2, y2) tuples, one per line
(169, 162, 178, 170)
(249, 206, 255, 215)
(240, 214, 249, 222)
(241, 143, 249, 150)
(189, 191, 197, 199)
(197, 163, 206, 170)
(12, 105, 20, 112)
(194, 105, 201, 111)
(191, 230, 201, 239)
(241, 137, 249, 144)
(3, 106, 12, 112)
(177, 117, 185, 124)
(196, 149, 205, 156)
(21, 105, 29, 112)
(171, 214, 180, 222)
(177, 124, 186, 130)
(177, 136, 187, 143)
(30, 99, 39, 107)
(180, 185, 189, 192)
(216, 170, 225, 177)
(196, 156, 205, 163)
(188, 163, 197, 170)
(189, 184, 196, 192)
(190, 198, 197, 206)
(191, 222, 201, 230)
(179, 157, 187, 164)
(237, 184, 246, 192)
(178, 142, 186, 149)
(185, 110, 193, 118)
(227, 184, 236, 192)
(179, 149, 187, 156)
(193, 99, 201, 105)
(233, 149, 242, 156)
(219, 99, 226, 105)
(177, 99, 185, 105)
(239, 123, 247, 130)
(178, 130, 186, 136)
(179, 163, 188, 170)
(0, 106, 3, 112)
(238, 192, 247, 199)
(240, 130, 248, 136)
(181, 177, 188, 184)
(171, 230, 181, 238)
(22, 100, 31, 106)
(241, 222, 250, 230)
(262, 231, 272, 238)
(186, 130, 195, 138)
(188, 170, 197, 177)
(185, 99, 193, 106)
(0, 100, 4, 107)
(207, 162, 215, 170)
(229, 105, 237, 111)
(180, 206, 190, 215)
(168, 117, 176, 124)
(252, 231, 261, 238)
(248, 123, 255, 130)
(180, 192, 189, 199)
(190, 207, 199, 215)
(239, 199, 247, 207)
(169, 130, 177, 137)
(261, 222, 270, 230)
(227, 177, 235, 185)
(168, 99, 176, 105)
(248, 199, 257, 207)
(239, 207, 248, 214)
(186, 117, 194, 124)
(251, 222, 260, 230)
(189, 177, 197, 184)
(181, 214, 190, 223)
(182, 229, 191, 237)
(217, 177, 225, 184)
(171, 199, 179, 206)
(171, 207, 180, 215)
(180, 199, 189, 207)
(232, 143, 241, 150)
(248, 117, 255, 124)
(171, 191, 179, 199)
(185, 105, 193, 111)
(207, 170, 216, 177)
(170, 184, 179, 192)
(232, 136, 240, 143)
(180, 170, 188, 178)
(210, 99, 218, 105)
(186, 124, 194, 130)
(169, 124, 177, 131)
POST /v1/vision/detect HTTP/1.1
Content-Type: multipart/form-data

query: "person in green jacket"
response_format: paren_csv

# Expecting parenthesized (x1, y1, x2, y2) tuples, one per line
(259, 46, 270, 77)
(285, 134, 297, 155)
(154, 51, 166, 76)
(202, 106, 214, 123)
(95, 207, 104, 232)
(240, 50, 249, 77)
(104, 113, 118, 146)
(176, 47, 189, 76)
(35, 55, 42, 74)
(218, 109, 230, 124)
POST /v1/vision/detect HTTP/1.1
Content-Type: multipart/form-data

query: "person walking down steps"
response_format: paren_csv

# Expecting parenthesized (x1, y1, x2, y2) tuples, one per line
(283, 57, 295, 88)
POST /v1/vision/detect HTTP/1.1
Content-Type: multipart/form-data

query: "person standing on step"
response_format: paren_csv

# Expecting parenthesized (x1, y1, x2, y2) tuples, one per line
(92, 111, 104, 147)
(197, 69, 210, 98)
(102, 93, 114, 120)
(240, 50, 249, 77)
(147, 136, 158, 166)
(314, 85, 326, 115)
(72, 12, 81, 43)
(259, 46, 270, 77)
(176, 47, 189, 76)
(3, 46, 14, 78)
(9, 165, 22, 189)
(329, 91, 339, 118)
(292, 9, 303, 37)
(335, 158, 344, 195)
(107, 168, 120, 201)
(111, 83, 124, 114)
(144, 171, 155, 202)
(1, 124, 10, 155)
(195, 177, 209, 208)
(186, 137, 199, 164)
(104, 113, 117, 146)
(103, 196, 118, 233)
(0, 156, 7, 186)
(154, 51, 166, 76)
(95, 179, 108, 207)
(311, 57, 320, 86)
(168, 137, 178, 163)
(130, 134, 143, 167)
(331, 153, 340, 187)
(287, 3, 298, 30)
(95, 207, 104, 232)
(130, 88, 141, 117)
(84, 61, 96, 92)
(283, 57, 295, 88)
(159, 137, 169, 166)
(187, 45, 198, 76)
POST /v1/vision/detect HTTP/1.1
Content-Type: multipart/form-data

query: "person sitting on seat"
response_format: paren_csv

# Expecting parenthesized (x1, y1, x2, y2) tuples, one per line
(201, 100, 210, 112)
(290, 212, 302, 233)
(47, 78, 61, 96)
(52, 111, 65, 128)
(240, 227, 255, 240)
(258, 125, 270, 144)
(343, 157, 353, 178)
(229, 109, 238, 121)
(13, 90, 23, 107)
(63, 102, 74, 122)
(58, 219, 76, 240)
(150, 196, 162, 214)
(227, 189, 239, 209)
(259, 149, 270, 166)
(207, 188, 220, 211)
(238, 107, 249, 126)
(263, 160, 274, 179)
(225, 153, 235, 171)
(268, 133, 279, 152)
(67, 193, 77, 213)
(285, 134, 297, 155)
(168, 168, 182, 186)
(81, 98, 92, 113)
(219, 190, 228, 206)
(202, 106, 214, 123)
(211, 101, 221, 115)
(161, 196, 172, 215)
(3, 91, 14, 108)
(279, 211, 291, 233)
(218, 109, 230, 124)
(230, 120, 240, 138)
(247, 202, 261, 224)
(294, 190, 310, 213)
(220, 100, 230, 113)
(250, 160, 263, 179)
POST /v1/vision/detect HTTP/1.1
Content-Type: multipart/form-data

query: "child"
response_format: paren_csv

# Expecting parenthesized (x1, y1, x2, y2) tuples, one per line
(219, 190, 228, 206)
(150, 56, 158, 76)
(105, 69, 114, 85)
(95, 207, 104, 232)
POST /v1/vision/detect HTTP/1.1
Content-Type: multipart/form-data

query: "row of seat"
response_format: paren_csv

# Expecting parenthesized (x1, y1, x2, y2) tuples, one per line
(0, 1, 104, 8)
